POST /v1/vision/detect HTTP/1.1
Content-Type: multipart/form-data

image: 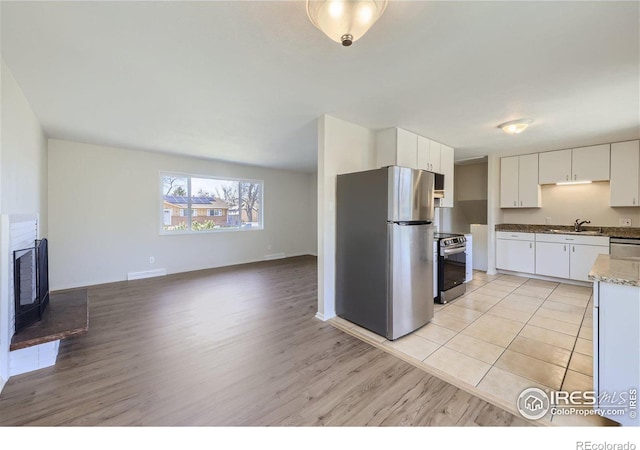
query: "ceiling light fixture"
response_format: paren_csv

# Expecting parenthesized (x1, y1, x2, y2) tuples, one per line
(306, 0, 388, 47)
(498, 119, 534, 135)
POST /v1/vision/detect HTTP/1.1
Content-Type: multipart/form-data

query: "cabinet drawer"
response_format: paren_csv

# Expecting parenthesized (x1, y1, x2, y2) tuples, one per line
(496, 231, 535, 241)
(535, 233, 609, 246)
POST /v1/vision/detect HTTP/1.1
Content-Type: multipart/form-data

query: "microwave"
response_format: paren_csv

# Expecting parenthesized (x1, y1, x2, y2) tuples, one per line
(434, 173, 445, 198)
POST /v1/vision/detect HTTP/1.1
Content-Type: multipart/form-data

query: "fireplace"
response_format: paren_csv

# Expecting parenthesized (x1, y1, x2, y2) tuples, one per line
(13, 238, 49, 333)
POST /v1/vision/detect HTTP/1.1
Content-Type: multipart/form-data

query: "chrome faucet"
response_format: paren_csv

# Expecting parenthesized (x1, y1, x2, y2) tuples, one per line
(574, 219, 591, 232)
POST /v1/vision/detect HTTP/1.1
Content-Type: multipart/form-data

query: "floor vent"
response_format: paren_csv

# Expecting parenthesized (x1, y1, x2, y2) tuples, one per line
(127, 269, 167, 280)
(264, 253, 286, 261)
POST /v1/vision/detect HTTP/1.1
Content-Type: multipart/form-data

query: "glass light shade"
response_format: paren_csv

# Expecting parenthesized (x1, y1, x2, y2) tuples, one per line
(306, 0, 388, 46)
(498, 119, 534, 135)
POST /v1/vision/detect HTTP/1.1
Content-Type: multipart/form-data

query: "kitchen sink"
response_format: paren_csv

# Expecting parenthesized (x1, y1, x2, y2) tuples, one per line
(547, 229, 604, 236)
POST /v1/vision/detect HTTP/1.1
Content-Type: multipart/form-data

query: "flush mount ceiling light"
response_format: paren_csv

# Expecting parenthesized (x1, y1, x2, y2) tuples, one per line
(498, 119, 534, 135)
(306, 0, 388, 46)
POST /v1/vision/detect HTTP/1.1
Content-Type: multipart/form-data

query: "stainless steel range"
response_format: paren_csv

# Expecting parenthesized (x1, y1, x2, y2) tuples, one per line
(434, 233, 467, 304)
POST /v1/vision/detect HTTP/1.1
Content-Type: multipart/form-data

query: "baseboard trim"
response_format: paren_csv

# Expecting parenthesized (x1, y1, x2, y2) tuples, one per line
(496, 269, 591, 287)
(126, 269, 168, 281)
(314, 312, 325, 321)
(0, 376, 6, 394)
(56, 254, 319, 291)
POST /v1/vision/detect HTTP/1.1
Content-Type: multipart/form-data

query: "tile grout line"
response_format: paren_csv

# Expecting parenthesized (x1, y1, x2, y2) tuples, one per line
(474, 278, 569, 389)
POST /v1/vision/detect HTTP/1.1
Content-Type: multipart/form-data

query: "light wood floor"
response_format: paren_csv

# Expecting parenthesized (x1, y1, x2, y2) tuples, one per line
(0, 256, 528, 426)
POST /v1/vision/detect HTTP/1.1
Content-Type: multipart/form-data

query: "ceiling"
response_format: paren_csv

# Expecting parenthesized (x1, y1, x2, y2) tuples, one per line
(2, 1, 638, 172)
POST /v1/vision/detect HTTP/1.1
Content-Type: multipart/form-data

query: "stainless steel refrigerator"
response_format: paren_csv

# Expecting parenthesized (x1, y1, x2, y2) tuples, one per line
(336, 166, 435, 340)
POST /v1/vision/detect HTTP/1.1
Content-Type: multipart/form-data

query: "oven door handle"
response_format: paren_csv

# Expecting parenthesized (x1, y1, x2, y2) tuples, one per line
(442, 246, 466, 256)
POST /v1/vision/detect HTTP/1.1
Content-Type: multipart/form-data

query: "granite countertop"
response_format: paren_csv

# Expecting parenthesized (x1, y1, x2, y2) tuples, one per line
(496, 224, 640, 239)
(588, 254, 640, 287)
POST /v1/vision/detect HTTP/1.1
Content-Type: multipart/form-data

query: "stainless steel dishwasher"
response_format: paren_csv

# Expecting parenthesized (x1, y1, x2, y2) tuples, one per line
(610, 237, 640, 259)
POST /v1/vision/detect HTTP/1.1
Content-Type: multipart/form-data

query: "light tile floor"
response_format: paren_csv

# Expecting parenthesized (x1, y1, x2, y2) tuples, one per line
(330, 271, 618, 426)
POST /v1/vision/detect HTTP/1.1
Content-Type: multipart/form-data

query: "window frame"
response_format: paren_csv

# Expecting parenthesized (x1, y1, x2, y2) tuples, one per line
(159, 171, 264, 235)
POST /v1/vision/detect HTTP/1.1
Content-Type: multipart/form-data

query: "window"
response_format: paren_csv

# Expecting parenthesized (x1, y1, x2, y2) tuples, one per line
(161, 173, 263, 233)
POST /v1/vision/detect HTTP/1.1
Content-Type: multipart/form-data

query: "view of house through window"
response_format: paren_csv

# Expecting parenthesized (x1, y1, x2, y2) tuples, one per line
(161, 174, 263, 232)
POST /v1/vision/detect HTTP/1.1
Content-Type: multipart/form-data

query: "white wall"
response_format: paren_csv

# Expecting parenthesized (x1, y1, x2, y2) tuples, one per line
(1, 60, 48, 233)
(308, 172, 318, 256)
(0, 60, 48, 388)
(441, 162, 488, 234)
(502, 182, 640, 227)
(317, 115, 375, 319)
(48, 139, 317, 290)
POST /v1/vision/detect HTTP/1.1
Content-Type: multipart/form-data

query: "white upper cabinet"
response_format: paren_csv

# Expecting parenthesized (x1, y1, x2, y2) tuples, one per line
(518, 153, 541, 207)
(376, 128, 417, 169)
(610, 140, 640, 207)
(571, 144, 610, 182)
(500, 156, 519, 208)
(377, 128, 455, 207)
(439, 145, 454, 208)
(539, 149, 572, 184)
(500, 154, 541, 208)
(429, 140, 442, 173)
(417, 136, 441, 173)
(539, 145, 610, 184)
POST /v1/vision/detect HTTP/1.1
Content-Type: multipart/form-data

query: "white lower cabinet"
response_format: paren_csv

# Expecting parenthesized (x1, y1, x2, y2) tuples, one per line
(594, 281, 640, 426)
(496, 232, 535, 273)
(535, 242, 570, 279)
(570, 244, 610, 282)
(534, 233, 609, 281)
(497, 232, 609, 282)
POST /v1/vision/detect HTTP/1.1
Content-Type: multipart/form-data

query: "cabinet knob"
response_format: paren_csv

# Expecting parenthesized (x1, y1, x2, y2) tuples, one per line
(634, 197, 636, 205)
(566, 175, 569, 181)
(573, 246, 575, 252)
(529, 243, 532, 249)
(574, 174, 577, 180)
(564, 245, 567, 251)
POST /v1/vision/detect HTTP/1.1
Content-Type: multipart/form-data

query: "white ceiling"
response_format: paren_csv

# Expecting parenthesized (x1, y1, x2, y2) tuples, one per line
(2, 1, 638, 172)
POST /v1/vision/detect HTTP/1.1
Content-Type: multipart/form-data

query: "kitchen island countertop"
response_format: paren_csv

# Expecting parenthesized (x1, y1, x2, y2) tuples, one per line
(588, 254, 640, 287)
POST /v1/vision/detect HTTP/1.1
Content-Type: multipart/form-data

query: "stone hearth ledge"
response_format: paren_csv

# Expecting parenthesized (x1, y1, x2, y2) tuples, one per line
(10, 288, 89, 351)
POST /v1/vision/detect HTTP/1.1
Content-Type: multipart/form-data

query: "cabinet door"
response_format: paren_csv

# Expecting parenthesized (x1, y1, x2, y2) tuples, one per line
(535, 242, 570, 278)
(572, 144, 610, 182)
(496, 239, 535, 273)
(570, 245, 609, 282)
(610, 141, 640, 207)
(518, 153, 541, 207)
(539, 149, 572, 184)
(500, 156, 519, 208)
(598, 283, 640, 426)
(396, 128, 418, 169)
(439, 145, 454, 208)
(429, 140, 442, 173)
(417, 136, 431, 171)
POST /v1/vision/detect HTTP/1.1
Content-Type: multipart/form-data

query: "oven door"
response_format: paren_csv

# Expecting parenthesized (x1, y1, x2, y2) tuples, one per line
(440, 244, 466, 291)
